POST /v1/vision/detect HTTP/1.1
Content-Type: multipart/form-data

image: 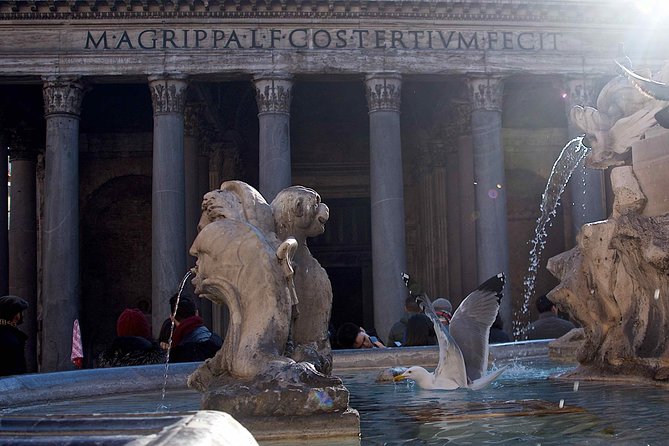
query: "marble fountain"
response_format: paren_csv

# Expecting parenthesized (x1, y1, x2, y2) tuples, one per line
(2, 60, 669, 445)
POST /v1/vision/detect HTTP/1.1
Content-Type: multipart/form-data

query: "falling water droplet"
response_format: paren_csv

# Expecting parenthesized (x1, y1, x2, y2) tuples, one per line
(515, 137, 590, 336)
(654, 289, 660, 300)
(573, 381, 580, 392)
(559, 399, 565, 408)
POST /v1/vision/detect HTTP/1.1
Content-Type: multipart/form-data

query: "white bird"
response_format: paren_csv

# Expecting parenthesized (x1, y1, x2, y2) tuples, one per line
(395, 273, 508, 390)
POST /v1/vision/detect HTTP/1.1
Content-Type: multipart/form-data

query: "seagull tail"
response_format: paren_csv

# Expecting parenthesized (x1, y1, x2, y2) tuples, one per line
(468, 365, 508, 391)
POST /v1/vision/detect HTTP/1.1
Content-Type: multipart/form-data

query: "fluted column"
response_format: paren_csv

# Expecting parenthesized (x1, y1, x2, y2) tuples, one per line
(467, 74, 512, 331)
(8, 136, 38, 372)
(42, 76, 85, 371)
(365, 72, 408, 341)
(253, 73, 293, 201)
(148, 74, 188, 337)
(564, 77, 606, 244)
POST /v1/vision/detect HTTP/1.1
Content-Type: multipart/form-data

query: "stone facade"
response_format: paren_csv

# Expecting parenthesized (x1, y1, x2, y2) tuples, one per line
(1, 0, 667, 370)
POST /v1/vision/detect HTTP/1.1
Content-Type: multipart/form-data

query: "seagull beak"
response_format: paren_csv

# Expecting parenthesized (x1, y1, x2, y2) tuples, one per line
(393, 373, 407, 382)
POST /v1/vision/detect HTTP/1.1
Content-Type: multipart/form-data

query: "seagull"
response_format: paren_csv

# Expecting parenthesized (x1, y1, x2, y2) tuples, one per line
(395, 273, 508, 390)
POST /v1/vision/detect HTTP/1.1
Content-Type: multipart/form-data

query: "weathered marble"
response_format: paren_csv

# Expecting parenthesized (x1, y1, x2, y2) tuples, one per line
(271, 186, 333, 375)
(187, 181, 357, 434)
(548, 66, 669, 381)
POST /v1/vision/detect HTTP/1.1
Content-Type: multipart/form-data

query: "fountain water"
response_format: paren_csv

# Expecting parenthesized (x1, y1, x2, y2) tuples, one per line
(158, 270, 193, 410)
(514, 136, 590, 338)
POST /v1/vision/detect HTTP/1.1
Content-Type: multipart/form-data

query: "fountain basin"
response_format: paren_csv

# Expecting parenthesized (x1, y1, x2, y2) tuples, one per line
(4, 341, 669, 444)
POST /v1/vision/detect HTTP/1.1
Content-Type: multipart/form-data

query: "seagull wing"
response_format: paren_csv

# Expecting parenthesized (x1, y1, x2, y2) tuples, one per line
(450, 273, 505, 382)
(415, 294, 468, 389)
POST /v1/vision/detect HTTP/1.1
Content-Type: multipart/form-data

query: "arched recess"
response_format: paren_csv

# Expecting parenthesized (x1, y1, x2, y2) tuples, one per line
(80, 174, 152, 367)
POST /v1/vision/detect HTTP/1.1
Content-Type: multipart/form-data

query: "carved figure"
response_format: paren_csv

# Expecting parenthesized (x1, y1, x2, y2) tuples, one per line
(187, 181, 351, 419)
(188, 181, 298, 383)
(547, 61, 669, 381)
(570, 62, 669, 168)
(271, 186, 333, 375)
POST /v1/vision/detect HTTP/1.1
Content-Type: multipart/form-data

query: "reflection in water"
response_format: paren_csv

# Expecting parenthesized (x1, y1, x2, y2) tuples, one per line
(4, 356, 669, 445)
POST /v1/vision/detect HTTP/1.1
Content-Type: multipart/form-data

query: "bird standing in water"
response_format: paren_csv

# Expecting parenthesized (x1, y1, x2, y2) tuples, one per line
(395, 273, 508, 390)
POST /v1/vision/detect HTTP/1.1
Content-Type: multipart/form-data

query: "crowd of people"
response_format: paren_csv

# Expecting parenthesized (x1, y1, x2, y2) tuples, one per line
(0, 286, 577, 376)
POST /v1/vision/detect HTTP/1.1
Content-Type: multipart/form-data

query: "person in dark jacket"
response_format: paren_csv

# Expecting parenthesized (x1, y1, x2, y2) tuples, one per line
(97, 308, 164, 368)
(523, 295, 576, 340)
(403, 313, 438, 347)
(169, 296, 222, 363)
(0, 295, 29, 377)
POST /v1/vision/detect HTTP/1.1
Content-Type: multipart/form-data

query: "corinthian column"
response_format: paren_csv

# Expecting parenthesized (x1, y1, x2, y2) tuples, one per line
(466, 74, 512, 332)
(564, 76, 606, 244)
(253, 73, 293, 201)
(42, 76, 85, 371)
(148, 75, 188, 336)
(365, 72, 408, 342)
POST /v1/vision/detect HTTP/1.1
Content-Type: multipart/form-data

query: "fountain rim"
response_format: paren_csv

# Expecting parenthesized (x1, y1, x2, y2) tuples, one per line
(0, 340, 551, 410)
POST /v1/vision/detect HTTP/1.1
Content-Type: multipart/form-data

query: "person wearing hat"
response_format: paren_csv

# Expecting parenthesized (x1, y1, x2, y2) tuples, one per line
(0, 295, 29, 377)
(432, 297, 453, 331)
(97, 308, 165, 368)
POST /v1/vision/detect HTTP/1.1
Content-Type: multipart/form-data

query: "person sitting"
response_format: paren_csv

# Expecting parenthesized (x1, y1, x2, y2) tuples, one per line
(386, 297, 421, 347)
(336, 322, 385, 349)
(97, 308, 164, 368)
(169, 296, 222, 363)
(523, 295, 576, 340)
(403, 313, 438, 347)
(489, 314, 511, 343)
(0, 295, 29, 377)
(432, 297, 453, 330)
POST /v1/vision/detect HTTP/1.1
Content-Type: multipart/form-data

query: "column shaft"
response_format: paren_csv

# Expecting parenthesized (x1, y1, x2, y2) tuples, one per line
(468, 75, 512, 332)
(148, 75, 188, 337)
(41, 77, 84, 371)
(184, 103, 201, 268)
(9, 147, 38, 372)
(365, 73, 407, 341)
(0, 137, 7, 296)
(254, 74, 292, 201)
(565, 77, 606, 244)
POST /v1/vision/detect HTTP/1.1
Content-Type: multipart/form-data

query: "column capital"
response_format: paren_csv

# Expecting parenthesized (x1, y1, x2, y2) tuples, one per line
(365, 72, 402, 113)
(148, 74, 188, 115)
(563, 75, 600, 108)
(253, 73, 293, 114)
(466, 74, 505, 112)
(42, 76, 85, 118)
